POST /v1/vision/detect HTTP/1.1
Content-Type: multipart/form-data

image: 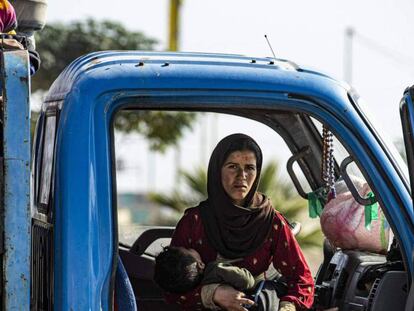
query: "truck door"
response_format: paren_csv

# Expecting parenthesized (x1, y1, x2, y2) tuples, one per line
(400, 85, 414, 311)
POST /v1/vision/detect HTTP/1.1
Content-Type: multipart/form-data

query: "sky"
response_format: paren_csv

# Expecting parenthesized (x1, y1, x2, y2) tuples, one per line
(46, 0, 414, 140)
(45, 0, 414, 192)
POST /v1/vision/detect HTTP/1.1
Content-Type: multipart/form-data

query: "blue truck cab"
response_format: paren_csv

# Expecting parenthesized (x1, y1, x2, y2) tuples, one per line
(3, 49, 414, 310)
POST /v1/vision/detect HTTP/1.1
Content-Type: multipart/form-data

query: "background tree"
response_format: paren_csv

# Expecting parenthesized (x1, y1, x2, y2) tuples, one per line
(149, 167, 208, 212)
(33, 18, 157, 91)
(33, 19, 195, 151)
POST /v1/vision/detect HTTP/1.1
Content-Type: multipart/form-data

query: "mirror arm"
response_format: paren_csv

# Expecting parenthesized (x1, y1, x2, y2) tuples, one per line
(340, 156, 377, 206)
(286, 146, 312, 199)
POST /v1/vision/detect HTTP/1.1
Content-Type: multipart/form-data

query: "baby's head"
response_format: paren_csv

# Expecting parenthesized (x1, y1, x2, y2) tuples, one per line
(153, 246, 205, 293)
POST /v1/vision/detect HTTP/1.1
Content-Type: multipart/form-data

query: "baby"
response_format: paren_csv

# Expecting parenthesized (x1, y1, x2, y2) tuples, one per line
(153, 246, 255, 294)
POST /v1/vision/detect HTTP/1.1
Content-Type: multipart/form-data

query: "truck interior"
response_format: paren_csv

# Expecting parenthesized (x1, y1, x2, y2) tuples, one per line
(113, 107, 410, 311)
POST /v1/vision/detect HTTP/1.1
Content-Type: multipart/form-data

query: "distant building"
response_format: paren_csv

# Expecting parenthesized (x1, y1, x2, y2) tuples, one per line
(117, 192, 179, 226)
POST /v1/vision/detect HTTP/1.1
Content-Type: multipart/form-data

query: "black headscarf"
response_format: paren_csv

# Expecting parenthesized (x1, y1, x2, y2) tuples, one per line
(200, 133, 275, 259)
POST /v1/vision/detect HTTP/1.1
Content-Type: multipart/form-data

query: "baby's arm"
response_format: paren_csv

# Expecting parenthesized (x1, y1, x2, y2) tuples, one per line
(204, 262, 256, 290)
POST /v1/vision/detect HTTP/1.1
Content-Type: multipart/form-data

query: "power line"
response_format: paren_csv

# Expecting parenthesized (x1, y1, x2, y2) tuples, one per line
(354, 31, 414, 75)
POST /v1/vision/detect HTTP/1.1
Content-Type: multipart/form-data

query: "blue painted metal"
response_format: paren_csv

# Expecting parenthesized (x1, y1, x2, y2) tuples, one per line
(2, 50, 31, 310)
(401, 91, 414, 202)
(43, 51, 414, 309)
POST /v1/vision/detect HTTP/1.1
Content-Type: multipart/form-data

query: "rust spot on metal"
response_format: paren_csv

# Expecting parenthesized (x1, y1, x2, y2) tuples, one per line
(19, 76, 28, 83)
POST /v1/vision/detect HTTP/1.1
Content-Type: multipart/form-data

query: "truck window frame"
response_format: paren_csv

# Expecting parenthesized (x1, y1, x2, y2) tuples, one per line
(32, 112, 44, 208)
(37, 106, 59, 215)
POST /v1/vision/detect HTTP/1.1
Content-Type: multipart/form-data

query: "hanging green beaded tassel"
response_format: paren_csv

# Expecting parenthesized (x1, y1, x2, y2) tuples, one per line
(308, 125, 336, 218)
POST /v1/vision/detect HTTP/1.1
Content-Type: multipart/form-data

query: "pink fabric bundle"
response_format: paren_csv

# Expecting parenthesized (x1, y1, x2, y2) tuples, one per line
(320, 180, 389, 254)
(0, 0, 17, 33)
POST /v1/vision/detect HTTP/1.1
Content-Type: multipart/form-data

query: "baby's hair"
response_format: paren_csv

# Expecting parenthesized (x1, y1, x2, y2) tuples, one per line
(153, 246, 203, 294)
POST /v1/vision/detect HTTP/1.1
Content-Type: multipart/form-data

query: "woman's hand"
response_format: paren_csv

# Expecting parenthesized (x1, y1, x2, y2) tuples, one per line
(213, 284, 255, 311)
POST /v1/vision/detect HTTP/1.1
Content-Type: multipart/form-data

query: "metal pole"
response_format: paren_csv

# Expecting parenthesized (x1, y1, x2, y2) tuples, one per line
(169, 0, 183, 188)
(168, 0, 181, 51)
(343, 27, 355, 85)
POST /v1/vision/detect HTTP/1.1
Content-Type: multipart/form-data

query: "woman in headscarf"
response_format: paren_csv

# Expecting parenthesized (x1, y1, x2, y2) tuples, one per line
(165, 134, 314, 311)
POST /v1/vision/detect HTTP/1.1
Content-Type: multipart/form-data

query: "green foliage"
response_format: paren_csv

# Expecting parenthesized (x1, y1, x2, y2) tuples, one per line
(257, 161, 323, 248)
(258, 161, 306, 220)
(30, 110, 39, 142)
(33, 18, 157, 92)
(148, 167, 207, 211)
(32, 19, 196, 152)
(115, 111, 196, 151)
(181, 167, 208, 198)
(296, 226, 324, 249)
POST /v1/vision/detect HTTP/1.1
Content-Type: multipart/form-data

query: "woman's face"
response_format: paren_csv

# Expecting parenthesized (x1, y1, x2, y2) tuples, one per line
(221, 150, 257, 205)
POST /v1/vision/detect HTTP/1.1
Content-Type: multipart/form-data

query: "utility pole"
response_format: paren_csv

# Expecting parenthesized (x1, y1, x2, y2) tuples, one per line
(169, 0, 183, 189)
(169, 0, 181, 51)
(344, 27, 355, 85)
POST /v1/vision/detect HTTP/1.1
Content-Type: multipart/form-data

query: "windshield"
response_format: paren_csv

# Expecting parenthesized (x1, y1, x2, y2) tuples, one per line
(349, 89, 409, 184)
